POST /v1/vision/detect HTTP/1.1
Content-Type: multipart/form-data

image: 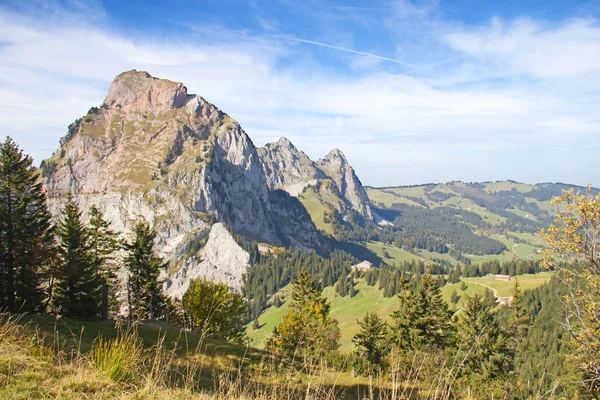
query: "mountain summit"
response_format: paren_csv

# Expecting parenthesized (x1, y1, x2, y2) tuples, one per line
(104, 70, 189, 113)
(258, 139, 375, 223)
(41, 70, 322, 295)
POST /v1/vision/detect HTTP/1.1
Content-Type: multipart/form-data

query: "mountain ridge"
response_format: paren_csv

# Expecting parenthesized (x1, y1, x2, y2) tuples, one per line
(39, 69, 598, 298)
(40, 70, 325, 296)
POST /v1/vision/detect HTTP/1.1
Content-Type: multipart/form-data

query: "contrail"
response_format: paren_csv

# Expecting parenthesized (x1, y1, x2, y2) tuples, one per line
(274, 35, 419, 68)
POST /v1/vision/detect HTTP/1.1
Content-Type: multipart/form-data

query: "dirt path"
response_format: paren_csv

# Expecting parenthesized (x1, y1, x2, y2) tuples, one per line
(463, 280, 502, 299)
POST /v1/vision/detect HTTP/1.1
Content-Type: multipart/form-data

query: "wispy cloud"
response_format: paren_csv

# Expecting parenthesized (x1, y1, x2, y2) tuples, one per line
(273, 35, 419, 68)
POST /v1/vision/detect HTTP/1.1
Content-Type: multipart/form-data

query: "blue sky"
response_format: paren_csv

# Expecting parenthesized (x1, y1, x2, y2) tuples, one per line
(1, 0, 599, 186)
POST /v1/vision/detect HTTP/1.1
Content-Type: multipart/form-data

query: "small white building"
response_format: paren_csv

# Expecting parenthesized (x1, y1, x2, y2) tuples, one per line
(494, 274, 512, 281)
(351, 260, 374, 271)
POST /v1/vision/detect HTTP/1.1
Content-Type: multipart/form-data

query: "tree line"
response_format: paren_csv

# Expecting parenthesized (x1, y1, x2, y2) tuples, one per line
(268, 267, 586, 398)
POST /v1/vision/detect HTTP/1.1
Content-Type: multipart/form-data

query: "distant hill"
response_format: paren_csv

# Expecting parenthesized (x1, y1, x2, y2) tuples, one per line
(363, 180, 598, 266)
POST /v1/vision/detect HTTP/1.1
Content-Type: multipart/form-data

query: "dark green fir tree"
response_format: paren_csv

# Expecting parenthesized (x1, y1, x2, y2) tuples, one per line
(53, 194, 101, 319)
(125, 220, 167, 321)
(0, 137, 54, 313)
(88, 205, 119, 320)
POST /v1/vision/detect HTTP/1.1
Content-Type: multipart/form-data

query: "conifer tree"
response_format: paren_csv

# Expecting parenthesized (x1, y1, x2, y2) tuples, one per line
(125, 220, 167, 321)
(508, 280, 529, 343)
(391, 273, 453, 350)
(353, 312, 389, 372)
(507, 280, 530, 373)
(88, 205, 119, 320)
(0, 137, 54, 312)
(391, 275, 421, 350)
(348, 280, 356, 298)
(455, 293, 510, 379)
(272, 294, 281, 308)
(335, 271, 348, 297)
(268, 268, 340, 358)
(450, 289, 460, 305)
(53, 194, 101, 319)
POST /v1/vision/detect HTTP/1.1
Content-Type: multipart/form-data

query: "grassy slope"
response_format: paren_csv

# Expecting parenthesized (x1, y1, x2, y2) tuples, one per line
(462, 271, 553, 298)
(247, 280, 398, 353)
(365, 181, 551, 264)
(298, 187, 333, 234)
(484, 181, 536, 193)
(1, 315, 398, 400)
(441, 282, 489, 310)
(363, 241, 422, 264)
(21, 314, 248, 358)
(246, 272, 551, 353)
(323, 281, 398, 353)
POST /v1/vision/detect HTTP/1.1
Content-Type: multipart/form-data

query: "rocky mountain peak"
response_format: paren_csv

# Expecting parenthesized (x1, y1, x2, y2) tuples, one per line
(276, 137, 295, 148)
(258, 138, 375, 223)
(103, 70, 189, 113)
(42, 70, 322, 294)
(257, 137, 322, 194)
(319, 148, 348, 168)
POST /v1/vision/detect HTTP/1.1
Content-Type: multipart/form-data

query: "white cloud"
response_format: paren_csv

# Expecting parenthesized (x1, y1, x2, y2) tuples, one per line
(0, 7, 598, 186)
(445, 17, 600, 79)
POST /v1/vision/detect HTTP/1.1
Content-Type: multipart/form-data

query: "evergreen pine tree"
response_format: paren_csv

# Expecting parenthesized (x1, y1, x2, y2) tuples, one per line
(348, 280, 356, 298)
(508, 280, 530, 363)
(455, 293, 510, 380)
(88, 205, 119, 320)
(291, 268, 325, 306)
(450, 289, 460, 305)
(0, 137, 54, 312)
(272, 294, 281, 308)
(53, 194, 101, 319)
(353, 311, 389, 372)
(125, 220, 167, 321)
(391, 273, 453, 350)
(391, 275, 421, 350)
(335, 272, 348, 297)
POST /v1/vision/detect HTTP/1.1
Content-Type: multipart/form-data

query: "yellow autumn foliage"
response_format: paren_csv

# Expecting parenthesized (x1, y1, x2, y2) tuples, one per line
(541, 185, 600, 394)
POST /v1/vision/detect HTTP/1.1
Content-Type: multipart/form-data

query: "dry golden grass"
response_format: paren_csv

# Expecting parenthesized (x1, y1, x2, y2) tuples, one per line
(0, 313, 469, 399)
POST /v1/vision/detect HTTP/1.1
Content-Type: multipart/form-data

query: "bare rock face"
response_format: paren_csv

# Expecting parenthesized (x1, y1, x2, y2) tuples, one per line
(165, 223, 250, 297)
(104, 70, 189, 113)
(42, 70, 322, 294)
(257, 139, 374, 222)
(257, 138, 324, 193)
(316, 149, 374, 220)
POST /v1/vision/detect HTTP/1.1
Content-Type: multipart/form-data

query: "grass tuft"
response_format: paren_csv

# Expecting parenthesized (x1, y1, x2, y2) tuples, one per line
(91, 327, 146, 382)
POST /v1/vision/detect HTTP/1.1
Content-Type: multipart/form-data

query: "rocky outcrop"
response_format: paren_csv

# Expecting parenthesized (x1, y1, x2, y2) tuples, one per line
(104, 70, 189, 113)
(316, 149, 374, 220)
(257, 139, 374, 222)
(257, 138, 324, 193)
(165, 223, 250, 297)
(42, 70, 322, 294)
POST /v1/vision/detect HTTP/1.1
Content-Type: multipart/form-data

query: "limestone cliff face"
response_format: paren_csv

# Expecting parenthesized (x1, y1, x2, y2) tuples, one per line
(42, 70, 321, 294)
(165, 223, 249, 297)
(257, 139, 374, 222)
(257, 138, 324, 195)
(316, 149, 374, 220)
